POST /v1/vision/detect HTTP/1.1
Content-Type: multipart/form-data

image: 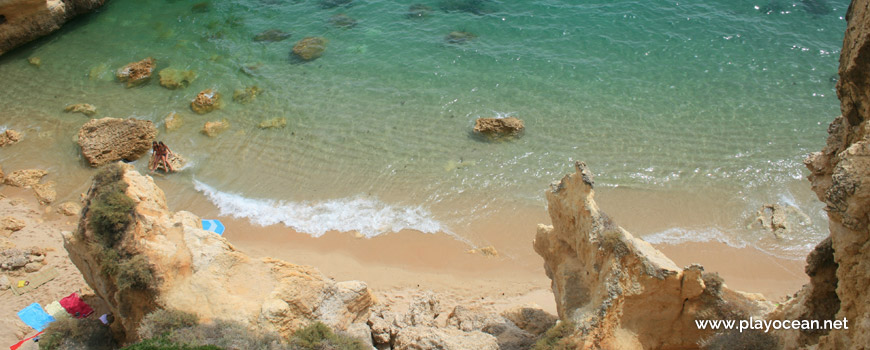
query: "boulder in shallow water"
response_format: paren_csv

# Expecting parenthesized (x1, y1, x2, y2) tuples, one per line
(320, 0, 352, 9)
(445, 31, 476, 44)
(258, 117, 287, 129)
(292, 37, 328, 61)
(32, 181, 56, 205)
(64, 103, 97, 116)
(27, 57, 41, 67)
(473, 117, 524, 138)
(202, 120, 230, 137)
(747, 203, 811, 238)
(0, 129, 21, 147)
(253, 29, 291, 42)
(158, 68, 197, 89)
(4, 169, 47, 188)
(191, 89, 222, 114)
(116, 57, 156, 87)
(329, 14, 357, 28)
(77, 117, 157, 167)
(408, 4, 433, 18)
(164, 111, 183, 132)
(232, 86, 262, 104)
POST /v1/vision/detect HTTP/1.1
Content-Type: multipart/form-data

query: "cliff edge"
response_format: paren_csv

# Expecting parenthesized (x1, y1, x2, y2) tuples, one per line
(0, 0, 106, 56)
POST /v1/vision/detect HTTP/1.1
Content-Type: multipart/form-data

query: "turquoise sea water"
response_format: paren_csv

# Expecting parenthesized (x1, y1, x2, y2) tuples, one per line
(0, 0, 849, 258)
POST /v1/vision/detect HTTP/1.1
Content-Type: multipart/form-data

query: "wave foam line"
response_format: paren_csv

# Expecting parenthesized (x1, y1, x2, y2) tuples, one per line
(642, 227, 748, 249)
(193, 180, 447, 238)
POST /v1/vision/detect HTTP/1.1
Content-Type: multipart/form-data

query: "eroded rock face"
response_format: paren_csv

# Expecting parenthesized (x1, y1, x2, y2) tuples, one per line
(473, 117, 524, 138)
(63, 165, 375, 341)
(778, 1, 870, 348)
(116, 58, 156, 87)
(0, 0, 107, 56)
(77, 118, 157, 167)
(534, 162, 772, 349)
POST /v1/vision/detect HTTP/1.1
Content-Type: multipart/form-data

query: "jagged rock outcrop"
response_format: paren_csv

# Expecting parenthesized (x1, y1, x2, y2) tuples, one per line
(534, 162, 772, 349)
(77, 118, 157, 167)
(3, 168, 47, 187)
(0, 0, 106, 56)
(773, 0, 870, 348)
(63, 164, 375, 341)
(0, 129, 21, 147)
(191, 89, 221, 114)
(116, 58, 156, 87)
(473, 117, 524, 138)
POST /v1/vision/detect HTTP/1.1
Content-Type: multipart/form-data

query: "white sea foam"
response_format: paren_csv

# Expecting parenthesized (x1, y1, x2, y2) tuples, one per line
(193, 180, 447, 238)
(642, 227, 748, 249)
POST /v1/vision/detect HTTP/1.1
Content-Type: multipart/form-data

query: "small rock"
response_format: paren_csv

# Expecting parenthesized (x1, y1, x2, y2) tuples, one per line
(345, 322, 374, 347)
(57, 202, 82, 216)
(191, 89, 222, 114)
(27, 57, 41, 67)
(4, 169, 48, 188)
(0, 129, 22, 147)
(32, 181, 57, 205)
(467, 245, 498, 257)
(29, 254, 44, 263)
(24, 262, 41, 273)
(258, 117, 287, 129)
(64, 103, 97, 116)
(116, 57, 156, 87)
(473, 117, 524, 138)
(202, 120, 230, 137)
(292, 37, 328, 61)
(165, 111, 183, 131)
(253, 29, 291, 42)
(158, 68, 197, 89)
(232, 86, 262, 104)
(446, 31, 476, 44)
(408, 4, 433, 18)
(0, 275, 9, 290)
(0, 249, 29, 270)
(330, 14, 358, 28)
(0, 217, 26, 236)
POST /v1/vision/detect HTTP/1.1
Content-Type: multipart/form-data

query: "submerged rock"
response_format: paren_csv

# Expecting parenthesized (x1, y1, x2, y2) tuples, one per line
(320, 0, 352, 9)
(473, 117, 524, 138)
(116, 57, 156, 87)
(445, 31, 476, 44)
(164, 111, 183, 132)
(202, 119, 230, 137)
(191, 89, 222, 114)
(329, 14, 357, 28)
(253, 29, 291, 42)
(27, 57, 41, 67)
(292, 37, 328, 61)
(748, 203, 811, 238)
(4, 169, 47, 188)
(232, 86, 262, 104)
(158, 68, 197, 89)
(88, 63, 111, 81)
(77, 117, 157, 167)
(191, 1, 210, 13)
(0, 129, 21, 147)
(408, 4, 433, 18)
(258, 117, 287, 129)
(64, 103, 97, 116)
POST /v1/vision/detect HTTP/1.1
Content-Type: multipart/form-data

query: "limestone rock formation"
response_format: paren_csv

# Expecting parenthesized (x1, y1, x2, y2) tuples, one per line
(393, 326, 498, 350)
(534, 162, 772, 349)
(116, 58, 156, 87)
(0, 129, 21, 147)
(0, 0, 107, 56)
(292, 37, 328, 61)
(191, 89, 222, 114)
(158, 68, 196, 89)
(77, 118, 157, 167)
(3, 169, 47, 187)
(32, 180, 56, 205)
(473, 117, 524, 138)
(63, 164, 375, 341)
(202, 120, 229, 137)
(64, 103, 97, 116)
(773, 0, 870, 348)
(27, 56, 41, 66)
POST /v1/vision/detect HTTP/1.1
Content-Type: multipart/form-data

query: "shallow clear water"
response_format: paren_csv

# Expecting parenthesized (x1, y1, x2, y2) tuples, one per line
(0, 0, 848, 258)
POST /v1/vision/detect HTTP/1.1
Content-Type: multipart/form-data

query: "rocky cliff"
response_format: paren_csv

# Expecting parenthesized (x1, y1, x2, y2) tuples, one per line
(772, 0, 870, 348)
(0, 0, 106, 55)
(63, 164, 375, 341)
(534, 162, 772, 349)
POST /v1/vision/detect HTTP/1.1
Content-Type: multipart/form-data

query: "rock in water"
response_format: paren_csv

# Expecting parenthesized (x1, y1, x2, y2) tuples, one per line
(258, 117, 287, 129)
(329, 14, 357, 28)
(4, 169, 47, 187)
(202, 120, 229, 137)
(158, 68, 197, 89)
(253, 29, 291, 42)
(64, 103, 97, 116)
(473, 117, 524, 138)
(446, 31, 476, 44)
(0, 129, 21, 147)
(164, 112, 183, 132)
(232, 86, 262, 104)
(27, 57, 41, 67)
(32, 181, 56, 205)
(191, 89, 222, 114)
(408, 4, 433, 18)
(77, 118, 157, 167)
(0, 0, 107, 56)
(292, 37, 328, 61)
(116, 58, 156, 87)
(319, 0, 352, 9)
